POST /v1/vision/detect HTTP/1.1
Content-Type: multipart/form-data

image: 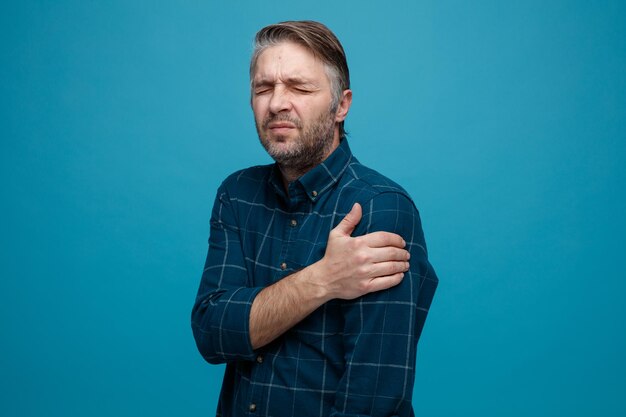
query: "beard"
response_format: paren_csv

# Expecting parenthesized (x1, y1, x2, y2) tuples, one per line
(256, 108, 336, 176)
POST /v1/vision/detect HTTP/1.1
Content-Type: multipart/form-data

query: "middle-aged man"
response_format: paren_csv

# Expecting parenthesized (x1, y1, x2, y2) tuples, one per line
(192, 20, 438, 417)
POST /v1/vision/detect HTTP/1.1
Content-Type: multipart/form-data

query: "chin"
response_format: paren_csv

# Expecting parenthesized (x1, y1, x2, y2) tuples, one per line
(262, 136, 290, 153)
(269, 142, 297, 156)
(267, 130, 296, 142)
(267, 135, 289, 143)
(265, 134, 298, 151)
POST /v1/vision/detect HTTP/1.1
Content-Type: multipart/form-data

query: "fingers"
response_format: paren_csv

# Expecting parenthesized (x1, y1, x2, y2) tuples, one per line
(368, 260, 410, 279)
(359, 231, 406, 248)
(333, 203, 362, 236)
(369, 246, 410, 263)
(365, 272, 406, 293)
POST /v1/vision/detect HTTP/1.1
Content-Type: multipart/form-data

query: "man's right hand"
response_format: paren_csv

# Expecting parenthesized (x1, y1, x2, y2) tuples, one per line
(249, 202, 410, 349)
(311, 202, 410, 300)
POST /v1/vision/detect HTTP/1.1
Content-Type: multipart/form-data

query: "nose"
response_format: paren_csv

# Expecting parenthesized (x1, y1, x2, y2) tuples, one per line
(268, 86, 292, 114)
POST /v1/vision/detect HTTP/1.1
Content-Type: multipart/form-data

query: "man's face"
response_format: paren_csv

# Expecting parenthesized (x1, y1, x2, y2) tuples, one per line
(251, 42, 339, 172)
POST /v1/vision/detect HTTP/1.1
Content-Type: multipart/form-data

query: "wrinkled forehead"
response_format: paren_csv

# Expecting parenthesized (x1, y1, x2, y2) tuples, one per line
(251, 41, 329, 85)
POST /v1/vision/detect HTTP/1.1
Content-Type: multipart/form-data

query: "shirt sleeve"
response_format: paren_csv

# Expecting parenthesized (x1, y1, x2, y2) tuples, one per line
(330, 192, 438, 417)
(191, 184, 262, 364)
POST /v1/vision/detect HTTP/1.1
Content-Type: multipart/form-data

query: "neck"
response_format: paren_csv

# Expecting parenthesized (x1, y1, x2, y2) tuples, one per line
(279, 133, 341, 191)
(279, 166, 307, 188)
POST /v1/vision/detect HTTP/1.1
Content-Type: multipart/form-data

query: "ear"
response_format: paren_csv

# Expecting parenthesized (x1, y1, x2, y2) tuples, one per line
(334, 89, 352, 123)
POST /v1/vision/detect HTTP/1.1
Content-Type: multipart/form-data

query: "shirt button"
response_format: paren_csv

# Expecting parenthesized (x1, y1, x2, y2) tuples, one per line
(249, 403, 257, 412)
(280, 262, 287, 270)
(290, 219, 297, 227)
(311, 190, 318, 197)
(256, 355, 264, 364)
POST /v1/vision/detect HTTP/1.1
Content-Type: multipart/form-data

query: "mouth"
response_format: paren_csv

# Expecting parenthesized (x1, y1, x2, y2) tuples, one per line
(267, 122, 297, 130)
(267, 122, 298, 137)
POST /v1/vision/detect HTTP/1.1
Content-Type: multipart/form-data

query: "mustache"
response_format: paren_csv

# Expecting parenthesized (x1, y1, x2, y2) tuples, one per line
(263, 114, 303, 129)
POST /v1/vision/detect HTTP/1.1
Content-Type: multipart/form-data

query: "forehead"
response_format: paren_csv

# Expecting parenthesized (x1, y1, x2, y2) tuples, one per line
(253, 41, 329, 85)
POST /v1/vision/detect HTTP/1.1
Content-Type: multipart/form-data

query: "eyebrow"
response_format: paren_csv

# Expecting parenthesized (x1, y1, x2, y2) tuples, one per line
(253, 76, 319, 88)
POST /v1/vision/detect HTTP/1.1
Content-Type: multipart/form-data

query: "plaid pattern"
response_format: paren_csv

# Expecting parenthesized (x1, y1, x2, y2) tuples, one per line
(192, 139, 438, 417)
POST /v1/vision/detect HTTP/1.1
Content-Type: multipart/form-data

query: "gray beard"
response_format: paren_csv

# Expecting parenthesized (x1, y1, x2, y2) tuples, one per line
(257, 110, 336, 178)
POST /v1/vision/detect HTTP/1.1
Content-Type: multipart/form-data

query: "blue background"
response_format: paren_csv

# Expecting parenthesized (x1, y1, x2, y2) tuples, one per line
(2, 1, 625, 416)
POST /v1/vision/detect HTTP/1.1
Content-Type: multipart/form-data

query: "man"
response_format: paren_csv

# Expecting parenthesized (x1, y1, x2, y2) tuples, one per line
(192, 20, 438, 416)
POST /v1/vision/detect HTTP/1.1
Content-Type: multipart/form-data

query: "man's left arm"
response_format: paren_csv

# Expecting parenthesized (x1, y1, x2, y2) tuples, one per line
(331, 192, 438, 417)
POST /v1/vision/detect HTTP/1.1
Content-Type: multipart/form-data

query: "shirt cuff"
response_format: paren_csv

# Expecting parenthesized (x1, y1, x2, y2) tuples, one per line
(204, 286, 264, 363)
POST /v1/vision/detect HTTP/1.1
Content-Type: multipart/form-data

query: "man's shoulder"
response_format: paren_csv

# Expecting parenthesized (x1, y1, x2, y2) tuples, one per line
(342, 159, 413, 203)
(219, 164, 274, 194)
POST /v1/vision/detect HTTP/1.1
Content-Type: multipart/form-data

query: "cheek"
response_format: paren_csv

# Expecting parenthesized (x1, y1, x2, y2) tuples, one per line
(252, 101, 267, 123)
(292, 100, 318, 119)
(298, 103, 326, 123)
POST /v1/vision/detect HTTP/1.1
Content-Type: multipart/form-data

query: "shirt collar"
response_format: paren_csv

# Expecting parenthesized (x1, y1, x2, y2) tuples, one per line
(269, 138, 354, 202)
(268, 139, 354, 203)
(298, 138, 353, 203)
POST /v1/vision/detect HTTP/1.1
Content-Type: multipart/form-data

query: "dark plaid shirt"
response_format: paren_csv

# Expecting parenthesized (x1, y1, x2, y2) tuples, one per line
(192, 139, 438, 417)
